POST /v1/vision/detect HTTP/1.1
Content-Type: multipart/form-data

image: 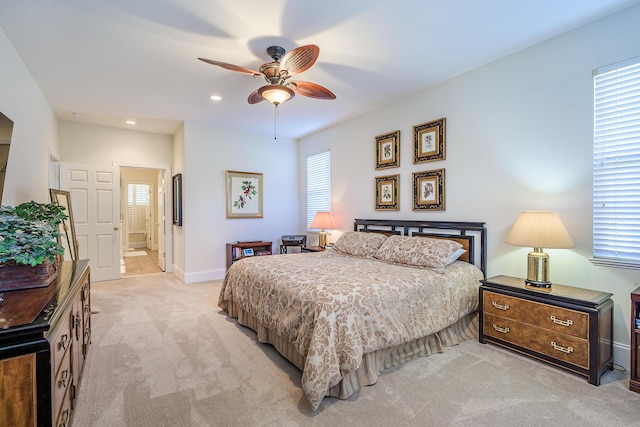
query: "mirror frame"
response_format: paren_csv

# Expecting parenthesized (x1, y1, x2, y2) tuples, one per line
(50, 188, 79, 262)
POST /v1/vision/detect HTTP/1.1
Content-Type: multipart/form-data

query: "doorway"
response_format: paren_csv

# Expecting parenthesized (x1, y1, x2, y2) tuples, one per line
(120, 166, 164, 276)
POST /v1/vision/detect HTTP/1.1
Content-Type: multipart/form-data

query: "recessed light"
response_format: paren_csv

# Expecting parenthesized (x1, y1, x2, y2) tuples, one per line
(126, 120, 136, 125)
(210, 95, 222, 101)
(72, 112, 83, 118)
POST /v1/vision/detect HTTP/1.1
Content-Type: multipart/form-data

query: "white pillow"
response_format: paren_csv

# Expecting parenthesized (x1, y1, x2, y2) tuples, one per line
(446, 248, 467, 265)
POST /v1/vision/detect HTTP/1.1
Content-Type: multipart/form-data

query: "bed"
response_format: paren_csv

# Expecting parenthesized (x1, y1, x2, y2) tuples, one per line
(218, 219, 487, 410)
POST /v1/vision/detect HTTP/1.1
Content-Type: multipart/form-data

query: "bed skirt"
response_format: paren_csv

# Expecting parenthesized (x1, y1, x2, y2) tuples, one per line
(225, 300, 479, 405)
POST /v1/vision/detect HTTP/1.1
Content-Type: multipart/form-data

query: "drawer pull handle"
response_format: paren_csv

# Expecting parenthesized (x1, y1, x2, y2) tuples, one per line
(58, 334, 69, 351)
(492, 301, 510, 311)
(58, 369, 69, 388)
(550, 315, 573, 327)
(492, 323, 510, 334)
(551, 341, 574, 354)
(58, 408, 69, 427)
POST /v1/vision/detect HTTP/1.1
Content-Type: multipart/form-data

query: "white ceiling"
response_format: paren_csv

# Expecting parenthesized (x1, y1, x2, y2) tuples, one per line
(1, 0, 637, 139)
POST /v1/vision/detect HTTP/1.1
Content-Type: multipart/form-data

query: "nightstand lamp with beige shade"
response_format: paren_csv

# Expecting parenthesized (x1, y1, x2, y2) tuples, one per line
(310, 211, 336, 249)
(505, 210, 574, 288)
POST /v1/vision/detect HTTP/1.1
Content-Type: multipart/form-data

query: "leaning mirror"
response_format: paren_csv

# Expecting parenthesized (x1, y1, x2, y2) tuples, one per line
(49, 189, 79, 261)
(0, 112, 14, 204)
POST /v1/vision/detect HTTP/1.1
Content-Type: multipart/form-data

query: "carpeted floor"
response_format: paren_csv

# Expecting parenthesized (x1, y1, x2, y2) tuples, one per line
(74, 273, 640, 426)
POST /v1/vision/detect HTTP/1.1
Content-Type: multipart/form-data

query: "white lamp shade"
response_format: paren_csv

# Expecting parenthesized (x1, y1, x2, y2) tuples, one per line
(258, 85, 295, 105)
(505, 211, 574, 249)
(310, 211, 335, 230)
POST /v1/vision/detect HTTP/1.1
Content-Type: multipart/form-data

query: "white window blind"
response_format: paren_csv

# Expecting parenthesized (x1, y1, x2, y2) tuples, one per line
(593, 57, 640, 268)
(307, 150, 331, 229)
(127, 183, 150, 234)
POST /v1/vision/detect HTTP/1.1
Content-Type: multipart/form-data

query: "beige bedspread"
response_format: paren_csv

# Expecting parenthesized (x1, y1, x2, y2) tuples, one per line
(218, 250, 484, 410)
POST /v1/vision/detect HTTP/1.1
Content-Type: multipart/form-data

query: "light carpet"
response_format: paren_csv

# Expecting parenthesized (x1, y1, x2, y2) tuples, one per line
(74, 273, 640, 426)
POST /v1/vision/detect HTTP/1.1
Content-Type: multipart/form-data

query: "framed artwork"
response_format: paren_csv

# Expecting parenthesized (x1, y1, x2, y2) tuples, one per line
(413, 168, 445, 211)
(375, 174, 399, 210)
(172, 173, 183, 226)
(375, 130, 400, 169)
(226, 170, 263, 218)
(413, 118, 446, 163)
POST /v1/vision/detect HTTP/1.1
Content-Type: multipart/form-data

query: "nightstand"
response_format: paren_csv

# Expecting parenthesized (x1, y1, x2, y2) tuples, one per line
(301, 246, 324, 253)
(479, 275, 613, 385)
(630, 287, 640, 393)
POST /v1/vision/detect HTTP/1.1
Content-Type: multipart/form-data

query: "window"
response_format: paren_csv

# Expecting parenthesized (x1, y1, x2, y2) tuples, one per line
(127, 183, 150, 234)
(306, 150, 331, 229)
(593, 57, 640, 268)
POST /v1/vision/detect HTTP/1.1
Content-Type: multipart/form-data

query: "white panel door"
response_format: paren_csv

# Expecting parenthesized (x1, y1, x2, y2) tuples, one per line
(60, 162, 121, 281)
(157, 171, 166, 271)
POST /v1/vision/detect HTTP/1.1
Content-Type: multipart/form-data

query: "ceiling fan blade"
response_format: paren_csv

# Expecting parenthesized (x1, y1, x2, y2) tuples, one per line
(279, 45, 320, 76)
(288, 81, 336, 100)
(248, 89, 265, 104)
(198, 57, 261, 76)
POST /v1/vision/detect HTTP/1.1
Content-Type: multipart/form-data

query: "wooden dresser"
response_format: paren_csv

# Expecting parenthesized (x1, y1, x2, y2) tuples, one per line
(0, 260, 90, 427)
(479, 275, 613, 385)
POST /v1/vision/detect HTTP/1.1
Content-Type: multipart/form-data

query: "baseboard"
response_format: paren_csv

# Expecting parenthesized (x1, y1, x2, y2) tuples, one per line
(172, 264, 185, 283)
(183, 268, 226, 284)
(614, 342, 630, 371)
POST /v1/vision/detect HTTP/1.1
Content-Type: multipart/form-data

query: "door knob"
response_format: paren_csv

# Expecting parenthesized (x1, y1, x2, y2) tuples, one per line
(114, 226, 119, 230)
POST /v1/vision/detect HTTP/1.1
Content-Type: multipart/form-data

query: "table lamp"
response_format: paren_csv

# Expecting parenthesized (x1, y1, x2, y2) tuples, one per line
(310, 212, 336, 249)
(505, 210, 574, 288)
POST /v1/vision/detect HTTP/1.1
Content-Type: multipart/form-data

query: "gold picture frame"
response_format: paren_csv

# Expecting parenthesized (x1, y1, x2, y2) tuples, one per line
(375, 174, 399, 211)
(375, 130, 400, 169)
(226, 170, 263, 218)
(413, 168, 445, 211)
(413, 118, 446, 163)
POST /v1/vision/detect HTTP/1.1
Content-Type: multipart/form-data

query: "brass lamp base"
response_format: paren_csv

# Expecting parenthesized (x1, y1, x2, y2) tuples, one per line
(318, 230, 328, 249)
(525, 248, 551, 288)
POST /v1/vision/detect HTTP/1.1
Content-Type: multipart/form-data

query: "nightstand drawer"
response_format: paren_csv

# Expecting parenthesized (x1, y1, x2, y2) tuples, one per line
(483, 291, 588, 339)
(485, 313, 589, 369)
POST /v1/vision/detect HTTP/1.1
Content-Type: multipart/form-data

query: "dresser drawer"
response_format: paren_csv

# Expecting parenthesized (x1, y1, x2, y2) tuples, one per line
(485, 312, 589, 369)
(483, 291, 588, 339)
(55, 383, 73, 427)
(53, 344, 72, 417)
(50, 312, 72, 372)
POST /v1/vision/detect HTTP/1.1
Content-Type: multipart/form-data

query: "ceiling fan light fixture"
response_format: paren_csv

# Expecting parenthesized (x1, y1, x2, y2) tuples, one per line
(258, 85, 295, 106)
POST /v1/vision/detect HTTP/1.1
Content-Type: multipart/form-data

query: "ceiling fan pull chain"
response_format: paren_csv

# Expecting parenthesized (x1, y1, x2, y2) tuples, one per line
(273, 106, 278, 140)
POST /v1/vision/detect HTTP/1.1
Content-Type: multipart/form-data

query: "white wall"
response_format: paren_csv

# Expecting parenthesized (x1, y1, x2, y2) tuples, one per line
(299, 4, 640, 365)
(0, 27, 58, 205)
(59, 121, 173, 165)
(172, 124, 186, 279)
(181, 120, 299, 283)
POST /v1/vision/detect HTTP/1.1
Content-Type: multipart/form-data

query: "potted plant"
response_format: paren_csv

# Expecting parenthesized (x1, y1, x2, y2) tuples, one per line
(0, 201, 67, 291)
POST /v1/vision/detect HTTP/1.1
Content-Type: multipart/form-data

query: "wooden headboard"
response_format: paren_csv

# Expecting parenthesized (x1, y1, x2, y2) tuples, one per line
(353, 218, 487, 275)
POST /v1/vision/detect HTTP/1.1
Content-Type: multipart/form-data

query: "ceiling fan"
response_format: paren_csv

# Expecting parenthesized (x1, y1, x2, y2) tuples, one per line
(198, 44, 336, 106)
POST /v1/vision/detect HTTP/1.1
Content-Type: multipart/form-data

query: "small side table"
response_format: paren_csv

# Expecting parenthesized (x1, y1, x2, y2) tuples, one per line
(301, 246, 324, 253)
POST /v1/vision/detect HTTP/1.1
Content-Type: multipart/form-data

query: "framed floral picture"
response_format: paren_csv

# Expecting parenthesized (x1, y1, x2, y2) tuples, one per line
(375, 174, 399, 210)
(413, 118, 446, 163)
(413, 168, 445, 210)
(375, 130, 400, 169)
(226, 170, 263, 218)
